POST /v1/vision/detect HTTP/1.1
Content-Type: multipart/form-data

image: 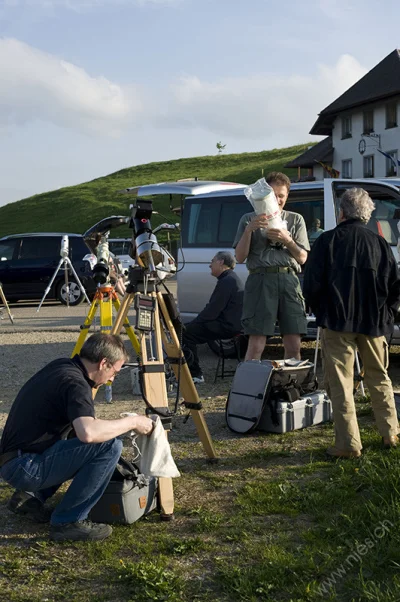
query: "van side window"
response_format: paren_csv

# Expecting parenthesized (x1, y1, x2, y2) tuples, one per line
(187, 203, 219, 244)
(286, 195, 324, 244)
(184, 196, 251, 247)
(219, 202, 252, 244)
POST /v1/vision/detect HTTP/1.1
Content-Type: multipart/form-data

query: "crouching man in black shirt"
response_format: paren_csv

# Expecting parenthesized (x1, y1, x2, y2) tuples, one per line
(0, 332, 154, 542)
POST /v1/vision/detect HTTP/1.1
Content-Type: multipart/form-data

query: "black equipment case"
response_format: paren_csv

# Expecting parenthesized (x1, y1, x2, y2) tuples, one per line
(225, 359, 330, 434)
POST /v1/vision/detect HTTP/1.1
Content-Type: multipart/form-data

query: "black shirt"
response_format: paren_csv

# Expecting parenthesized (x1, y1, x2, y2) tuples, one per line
(0, 356, 96, 455)
(303, 219, 400, 337)
(193, 269, 244, 332)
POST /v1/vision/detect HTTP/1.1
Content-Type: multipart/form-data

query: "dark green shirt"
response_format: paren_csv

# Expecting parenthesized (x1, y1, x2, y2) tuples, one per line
(233, 209, 310, 272)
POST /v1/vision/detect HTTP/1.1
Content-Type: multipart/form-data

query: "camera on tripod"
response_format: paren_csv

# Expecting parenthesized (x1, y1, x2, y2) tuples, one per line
(60, 235, 69, 258)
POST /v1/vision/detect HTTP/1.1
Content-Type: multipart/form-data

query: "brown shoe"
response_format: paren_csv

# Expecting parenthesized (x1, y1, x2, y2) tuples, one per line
(326, 447, 362, 459)
(382, 436, 399, 449)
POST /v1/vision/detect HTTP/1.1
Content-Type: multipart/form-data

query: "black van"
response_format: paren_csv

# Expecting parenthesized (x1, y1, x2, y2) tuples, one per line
(0, 232, 96, 305)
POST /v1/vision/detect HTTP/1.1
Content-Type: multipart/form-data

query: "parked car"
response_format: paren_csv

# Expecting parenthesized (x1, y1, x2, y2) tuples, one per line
(125, 177, 400, 347)
(0, 232, 96, 305)
(108, 238, 135, 274)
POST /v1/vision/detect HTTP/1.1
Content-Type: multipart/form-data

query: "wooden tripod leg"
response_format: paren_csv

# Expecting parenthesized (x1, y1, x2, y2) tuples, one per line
(112, 291, 175, 517)
(111, 293, 136, 336)
(157, 292, 217, 460)
(112, 294, 141, 355)
(141, 296, 174, 517)
(0, 285, 14, 325)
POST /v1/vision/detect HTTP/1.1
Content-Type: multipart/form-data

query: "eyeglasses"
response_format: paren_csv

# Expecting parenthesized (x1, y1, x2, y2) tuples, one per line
(106, 363, 120, 379)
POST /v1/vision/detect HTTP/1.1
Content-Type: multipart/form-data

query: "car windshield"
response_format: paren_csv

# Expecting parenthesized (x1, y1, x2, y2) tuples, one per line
(0, 240, 17, 261)
(109, 240, 131, 255)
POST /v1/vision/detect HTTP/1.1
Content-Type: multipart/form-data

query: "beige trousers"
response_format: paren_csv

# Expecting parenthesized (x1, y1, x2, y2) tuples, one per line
(322, 329, 398, 452)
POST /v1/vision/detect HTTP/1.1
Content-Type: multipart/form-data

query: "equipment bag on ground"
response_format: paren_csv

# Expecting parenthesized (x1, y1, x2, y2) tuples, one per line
(225, 359, 324, 434)
(257, 390, 332, 433)
(89, 456, 158, 524)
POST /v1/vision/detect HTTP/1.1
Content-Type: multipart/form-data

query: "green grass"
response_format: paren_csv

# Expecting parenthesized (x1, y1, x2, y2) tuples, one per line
(0, 144, 311, 239)
(1, 417, 400, 601)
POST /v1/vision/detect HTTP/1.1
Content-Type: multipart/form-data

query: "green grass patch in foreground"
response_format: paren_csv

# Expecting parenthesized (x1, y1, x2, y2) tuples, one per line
(1, 424, 400, 601)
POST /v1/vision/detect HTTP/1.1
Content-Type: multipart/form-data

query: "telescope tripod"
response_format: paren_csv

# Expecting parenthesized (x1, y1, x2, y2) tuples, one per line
(37, 254, 90, 312)
(0, 283, 14, 324)
(72, 284, 140, 402)
(111, 274, 217, 518)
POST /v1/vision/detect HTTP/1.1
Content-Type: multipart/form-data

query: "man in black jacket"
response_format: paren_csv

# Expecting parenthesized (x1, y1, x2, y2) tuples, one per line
(182, 251, 244, 383)
(303, 187, 400, 458)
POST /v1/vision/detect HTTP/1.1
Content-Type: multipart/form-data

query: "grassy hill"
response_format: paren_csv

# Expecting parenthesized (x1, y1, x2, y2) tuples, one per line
(0, 143, 312, 239)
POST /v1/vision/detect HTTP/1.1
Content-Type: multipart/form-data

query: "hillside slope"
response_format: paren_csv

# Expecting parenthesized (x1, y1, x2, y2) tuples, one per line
(0, 144, 311, 238)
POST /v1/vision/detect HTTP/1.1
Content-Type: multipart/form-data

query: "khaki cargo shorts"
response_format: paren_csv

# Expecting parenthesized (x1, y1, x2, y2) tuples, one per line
(242, 271, 307, 336)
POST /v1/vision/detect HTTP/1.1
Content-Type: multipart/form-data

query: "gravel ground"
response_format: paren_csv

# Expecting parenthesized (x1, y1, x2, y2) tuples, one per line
(0, 327, 241, 444)
(2, 310, 400, 444)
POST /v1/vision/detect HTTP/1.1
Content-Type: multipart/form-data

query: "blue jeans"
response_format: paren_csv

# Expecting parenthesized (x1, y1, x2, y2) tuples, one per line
(0, 437, 122, 525)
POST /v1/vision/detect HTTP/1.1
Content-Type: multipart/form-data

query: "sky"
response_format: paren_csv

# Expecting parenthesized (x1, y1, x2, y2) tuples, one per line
(0, 0, 398, 207)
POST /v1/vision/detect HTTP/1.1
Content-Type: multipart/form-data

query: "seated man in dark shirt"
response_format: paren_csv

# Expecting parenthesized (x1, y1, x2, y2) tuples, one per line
(182, 251, 244, 383)
(0, 332, 153, 542)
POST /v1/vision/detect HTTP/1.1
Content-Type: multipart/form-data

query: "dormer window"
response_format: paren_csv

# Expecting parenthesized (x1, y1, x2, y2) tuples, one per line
(341, 115, 352, 139)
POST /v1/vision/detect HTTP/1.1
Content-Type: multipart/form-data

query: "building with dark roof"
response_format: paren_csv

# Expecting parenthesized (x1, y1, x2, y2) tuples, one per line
(285, 49, 400, 180)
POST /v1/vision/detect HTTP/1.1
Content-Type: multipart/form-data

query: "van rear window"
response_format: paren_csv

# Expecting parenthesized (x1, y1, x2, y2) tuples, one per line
(332, 183, 400, 246)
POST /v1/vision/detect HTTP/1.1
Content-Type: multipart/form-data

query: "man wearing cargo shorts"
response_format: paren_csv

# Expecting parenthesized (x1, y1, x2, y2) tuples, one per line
(303, 187, 400, 458)
(234, 171, 310, 361)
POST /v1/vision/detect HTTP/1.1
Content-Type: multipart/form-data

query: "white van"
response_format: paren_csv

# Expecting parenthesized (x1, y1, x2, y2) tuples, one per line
(124, 177, 400, 341)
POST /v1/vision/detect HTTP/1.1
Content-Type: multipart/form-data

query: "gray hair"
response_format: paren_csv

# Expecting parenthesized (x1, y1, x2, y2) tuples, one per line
(339, 188, 375, 224)
(80, 332, 129, 364)
(214, 251, 236, 269)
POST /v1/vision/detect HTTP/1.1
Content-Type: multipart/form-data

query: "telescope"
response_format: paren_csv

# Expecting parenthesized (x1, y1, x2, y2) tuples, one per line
(83, 216, 130, 287)
(129, 199, 163, 273)
(83, 206, 178, 284)
(60, 235, 69, 258)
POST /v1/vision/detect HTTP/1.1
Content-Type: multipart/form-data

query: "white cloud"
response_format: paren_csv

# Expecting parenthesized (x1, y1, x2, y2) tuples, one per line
(164, 54, 368, 141)
(0, 39, 369, 147)
(0, 38, 140, 136)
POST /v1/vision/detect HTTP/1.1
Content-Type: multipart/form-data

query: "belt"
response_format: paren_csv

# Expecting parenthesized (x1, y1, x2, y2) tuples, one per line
(249, 266, 293, 274)
(0, 450, 20, 468)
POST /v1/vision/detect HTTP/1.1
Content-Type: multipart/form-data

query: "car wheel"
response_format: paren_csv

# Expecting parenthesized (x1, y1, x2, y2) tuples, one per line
(207, 335, 247, 359)
(56, 280, 85, 306)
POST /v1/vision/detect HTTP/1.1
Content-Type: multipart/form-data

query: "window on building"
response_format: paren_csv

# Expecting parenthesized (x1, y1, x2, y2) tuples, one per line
(385, 150, 398, 177)
(363, 155, 374, 178)
(341, 115, 352, 139)
(363, 110, 374, 134)
(386, 101, 398, 129)
(342, 159, 352, 179)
